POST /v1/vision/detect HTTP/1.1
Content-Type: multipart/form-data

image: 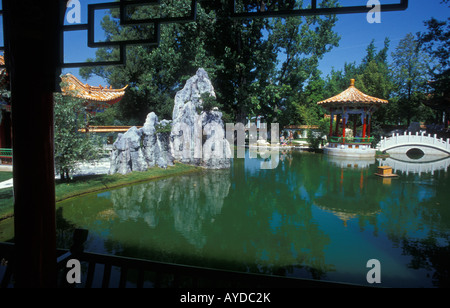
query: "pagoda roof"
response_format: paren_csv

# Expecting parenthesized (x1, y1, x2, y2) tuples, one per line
(1, 56, 128, 112)
(61, 73, 128, 106)
(317, 79, 388, 108)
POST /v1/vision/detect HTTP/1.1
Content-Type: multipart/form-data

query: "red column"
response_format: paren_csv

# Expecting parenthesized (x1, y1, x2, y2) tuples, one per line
(360, 170, 364, 191)
(362, 115, 367, 140)
(368, 114, 371, 138)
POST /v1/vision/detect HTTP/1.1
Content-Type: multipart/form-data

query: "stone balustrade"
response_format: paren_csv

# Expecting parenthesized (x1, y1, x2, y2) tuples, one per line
(377, 131, 450, 155)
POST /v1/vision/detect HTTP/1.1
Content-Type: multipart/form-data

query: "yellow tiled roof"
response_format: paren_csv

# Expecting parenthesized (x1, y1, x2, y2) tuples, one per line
(0, 57, 127, 111)
(61, 73, 127, 105)
(317, 79, 388, 106)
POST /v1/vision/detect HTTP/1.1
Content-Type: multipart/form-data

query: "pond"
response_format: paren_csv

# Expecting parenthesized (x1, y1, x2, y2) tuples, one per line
(56, 148, 450, 288)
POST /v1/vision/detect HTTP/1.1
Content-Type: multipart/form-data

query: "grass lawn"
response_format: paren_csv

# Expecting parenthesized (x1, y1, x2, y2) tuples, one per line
(0, 171, 13, 219)
(0, 171, 13, 182)
(0, 163, 202, 221)
(54, 162, 201, 202)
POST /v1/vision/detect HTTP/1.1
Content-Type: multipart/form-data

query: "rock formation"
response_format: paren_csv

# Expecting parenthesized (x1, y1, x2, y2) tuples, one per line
(109, 68, 231, 174)
(109, 126, 147, 175)
(170, 68, 231, 169)
(199, 110, 232, 169)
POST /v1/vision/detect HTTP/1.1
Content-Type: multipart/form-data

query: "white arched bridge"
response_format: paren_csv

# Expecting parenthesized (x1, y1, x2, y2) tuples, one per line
(377, 132, 450, 156)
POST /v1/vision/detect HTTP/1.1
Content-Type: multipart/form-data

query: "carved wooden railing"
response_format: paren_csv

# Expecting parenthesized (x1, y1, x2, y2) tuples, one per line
(1, 229, 365, 288)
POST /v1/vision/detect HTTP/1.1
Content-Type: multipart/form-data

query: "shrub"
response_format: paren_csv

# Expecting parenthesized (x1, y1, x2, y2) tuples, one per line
(197, 92, 222, 114)
(155, 121, 172, 134)
(307, 130, 322, 151)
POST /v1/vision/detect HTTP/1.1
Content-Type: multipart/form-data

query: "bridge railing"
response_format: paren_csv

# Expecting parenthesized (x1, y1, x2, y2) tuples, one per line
(377, 131, 450, 153)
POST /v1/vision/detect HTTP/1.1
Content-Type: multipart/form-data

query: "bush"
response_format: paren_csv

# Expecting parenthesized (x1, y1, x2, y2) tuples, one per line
(307, 130, 322, 151)
(197, 92, 222, 114)
(155, 121, 172, 134)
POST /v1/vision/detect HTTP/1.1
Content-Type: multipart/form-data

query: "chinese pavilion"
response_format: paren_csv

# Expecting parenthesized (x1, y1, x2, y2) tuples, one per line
(61, 73, 128, 115)
(0, 61, 127, 149)
(317, 79, 388, 157)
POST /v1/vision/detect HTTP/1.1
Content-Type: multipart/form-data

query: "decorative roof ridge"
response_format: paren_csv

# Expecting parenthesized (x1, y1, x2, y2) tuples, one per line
(317, 79, 388, 105)
(62, 73, 128, 93)
(61, 73, 128, 105)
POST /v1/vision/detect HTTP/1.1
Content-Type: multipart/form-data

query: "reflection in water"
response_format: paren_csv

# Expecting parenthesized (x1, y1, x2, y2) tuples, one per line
(379, 155, 450, 175)
(57, 149, 450, 287)
(109, 171, 230, 248)
(326, 155, 376, 169)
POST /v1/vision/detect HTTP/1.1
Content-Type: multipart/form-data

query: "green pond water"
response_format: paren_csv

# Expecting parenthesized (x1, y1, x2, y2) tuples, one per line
(56, 149, 450, 287)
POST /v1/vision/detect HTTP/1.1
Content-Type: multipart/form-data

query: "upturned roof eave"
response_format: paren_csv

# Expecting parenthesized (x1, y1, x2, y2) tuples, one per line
(60, 73, 128, 103)
(317, 79, 389, 107)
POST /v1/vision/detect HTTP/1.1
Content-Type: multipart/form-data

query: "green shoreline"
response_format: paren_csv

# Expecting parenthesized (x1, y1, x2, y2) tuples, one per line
(0, 163, 202, 222)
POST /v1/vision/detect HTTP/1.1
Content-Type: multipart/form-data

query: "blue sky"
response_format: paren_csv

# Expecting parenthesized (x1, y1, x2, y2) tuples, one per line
(318, 0, 450, 78)
(60, 0, 449, 87)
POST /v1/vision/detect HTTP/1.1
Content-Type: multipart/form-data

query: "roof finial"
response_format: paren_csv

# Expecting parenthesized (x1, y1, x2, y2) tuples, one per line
(350, 79, 355, 87)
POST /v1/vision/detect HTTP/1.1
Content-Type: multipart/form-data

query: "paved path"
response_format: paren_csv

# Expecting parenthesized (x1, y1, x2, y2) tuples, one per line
(0, 178, 13, 189)
(0, 158, 111, 190)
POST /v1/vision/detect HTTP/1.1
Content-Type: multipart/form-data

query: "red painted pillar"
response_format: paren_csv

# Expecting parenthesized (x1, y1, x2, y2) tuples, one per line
(360, 170, 364, 191)
(368, 114, 371, 138)
(362, 115, 367, 140)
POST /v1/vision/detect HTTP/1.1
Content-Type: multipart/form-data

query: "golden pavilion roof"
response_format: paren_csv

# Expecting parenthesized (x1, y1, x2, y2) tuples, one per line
(61, 73, 128, 105)
(0, 57, 127, 113)
(317, 79, 388, 107)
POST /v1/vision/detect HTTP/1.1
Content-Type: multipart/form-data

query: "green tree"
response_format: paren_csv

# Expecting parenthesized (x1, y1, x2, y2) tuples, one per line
(81, 1, 216, 124)
(356, 39, 395, 125)
(356, 39, 391, 97)
(323, 62, 360, 98)
(54, 91, 102, 181)
(81, 0, 340, 128)
(268, 0, 340, 127)
(285, 71, 326, 126)
(418, 4, 450, 126)
(390, 33, 434, 126)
